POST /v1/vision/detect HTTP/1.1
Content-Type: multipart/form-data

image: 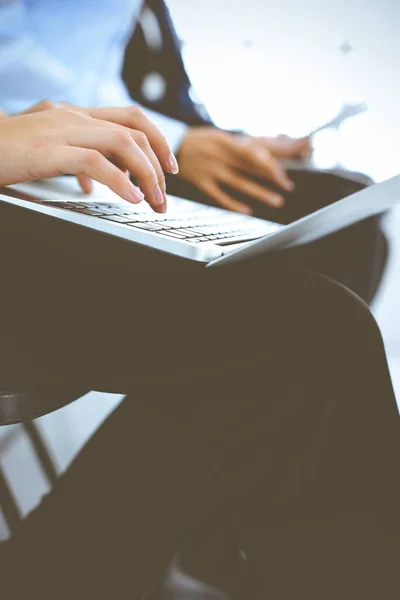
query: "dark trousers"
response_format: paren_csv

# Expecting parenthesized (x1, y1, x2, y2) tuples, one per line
(0, 254, 399, 598)
(0, 180, 398, 598)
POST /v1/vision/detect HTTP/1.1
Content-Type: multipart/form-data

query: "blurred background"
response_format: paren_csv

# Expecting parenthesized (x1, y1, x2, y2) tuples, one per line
(168, 0, 399, 181)
(0, 0, 399, 537)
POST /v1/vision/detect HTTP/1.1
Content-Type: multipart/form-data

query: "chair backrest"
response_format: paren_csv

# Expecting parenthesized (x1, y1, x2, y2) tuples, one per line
(0, 419, 58, 534)
(123, 0, 213, 126)
(0, 464, 22, 533)
(0, 389, 88, 426)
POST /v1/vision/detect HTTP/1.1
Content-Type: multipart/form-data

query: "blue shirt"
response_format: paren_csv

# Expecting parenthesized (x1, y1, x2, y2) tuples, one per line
(0, 0, 187, 149)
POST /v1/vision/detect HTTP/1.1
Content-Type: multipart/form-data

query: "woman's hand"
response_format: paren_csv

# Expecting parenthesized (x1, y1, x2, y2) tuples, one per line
(252, 134, 313, 160)
(0, 102, 179, 213)
(177, 127, 295, 215)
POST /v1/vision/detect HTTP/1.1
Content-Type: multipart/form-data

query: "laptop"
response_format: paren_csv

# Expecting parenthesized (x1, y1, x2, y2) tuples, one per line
(0, 173, 399, 267)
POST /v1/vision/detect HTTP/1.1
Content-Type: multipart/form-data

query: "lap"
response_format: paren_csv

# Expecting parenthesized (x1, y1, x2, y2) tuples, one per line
(0, 235, 397, 598)
(0, 308, 398, 599)
(242, 512, 399, 600)
(0, 234, 377, 392)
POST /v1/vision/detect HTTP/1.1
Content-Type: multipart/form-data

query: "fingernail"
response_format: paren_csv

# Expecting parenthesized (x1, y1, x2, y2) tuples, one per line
(129, 185, 144, 203)
(83, 180, 93, 194)
(275, 165, 295, 191)
(269, 193, 285, 207)
(166, 153, 179, 174)
(283, 178, 295, 192)
(240, 205, 253, 215)
(154, 185, 164, 206)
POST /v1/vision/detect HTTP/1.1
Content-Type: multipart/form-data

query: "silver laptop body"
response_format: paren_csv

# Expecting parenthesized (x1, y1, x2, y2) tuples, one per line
(0, 174, 399, 268)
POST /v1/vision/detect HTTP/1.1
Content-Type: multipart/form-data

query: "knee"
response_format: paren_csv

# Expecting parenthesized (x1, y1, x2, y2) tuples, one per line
(282, 259, 384, 349)
(317, 273, 385, 355)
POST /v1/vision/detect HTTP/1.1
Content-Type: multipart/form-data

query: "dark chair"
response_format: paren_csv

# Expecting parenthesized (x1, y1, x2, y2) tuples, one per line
(0, 388, 88, 427)
(0, 389, 87, 534)
(123, 0, 212, 127)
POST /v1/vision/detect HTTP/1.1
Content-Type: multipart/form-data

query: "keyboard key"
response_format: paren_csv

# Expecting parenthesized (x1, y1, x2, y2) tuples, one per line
(99, 215, 131, 223)
(39, 199, 272, 250)
(43, 202, 70, 208)
(159, 230, 187, 239)
(214, 235, 261, 246)
(129, 215, 152, 222)
(106, 214, 140, 222)
(84, 207, 116, 214)
(128, 223, 164, 231)
(194, 236, 213, 242)
(71, 208, 106, 216)
(176, 229, 200, 238)
(84, 207, 110, 214)
(110, 210, 134, 216)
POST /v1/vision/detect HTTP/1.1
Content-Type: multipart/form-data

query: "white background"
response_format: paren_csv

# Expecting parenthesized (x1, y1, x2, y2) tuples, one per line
(169, 0, 400, 181)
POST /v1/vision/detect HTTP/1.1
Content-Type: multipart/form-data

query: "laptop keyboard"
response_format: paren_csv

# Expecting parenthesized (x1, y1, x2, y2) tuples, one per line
(40, 200, 272, 246)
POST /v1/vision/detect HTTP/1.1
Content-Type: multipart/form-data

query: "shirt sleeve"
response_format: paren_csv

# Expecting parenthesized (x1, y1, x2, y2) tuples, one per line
(0, 1, 189, 152)
(0, 2, 76, 113)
